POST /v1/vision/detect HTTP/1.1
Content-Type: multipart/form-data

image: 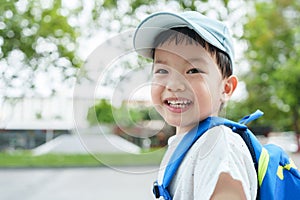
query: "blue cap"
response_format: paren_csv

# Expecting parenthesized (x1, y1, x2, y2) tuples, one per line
(133, 11, 235, 67)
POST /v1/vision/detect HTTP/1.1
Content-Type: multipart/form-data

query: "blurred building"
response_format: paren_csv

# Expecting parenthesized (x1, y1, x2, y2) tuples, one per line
(0, 97, 144, 153)
(0, 96, 172, 152)
(0, 97, 74, 150)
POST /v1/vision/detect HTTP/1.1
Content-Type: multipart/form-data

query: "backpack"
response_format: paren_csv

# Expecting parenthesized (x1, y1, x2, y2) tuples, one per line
(153, 110, 300, 200)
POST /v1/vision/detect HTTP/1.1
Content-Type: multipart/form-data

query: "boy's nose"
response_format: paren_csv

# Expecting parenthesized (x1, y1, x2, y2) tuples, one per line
(165, 73, 186, 92)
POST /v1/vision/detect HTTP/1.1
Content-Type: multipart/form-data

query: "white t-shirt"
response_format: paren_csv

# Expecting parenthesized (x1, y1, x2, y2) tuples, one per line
(157, 125, 257, 200)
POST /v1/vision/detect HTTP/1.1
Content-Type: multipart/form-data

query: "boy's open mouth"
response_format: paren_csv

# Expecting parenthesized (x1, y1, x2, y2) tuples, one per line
(164, 98, 193, 109)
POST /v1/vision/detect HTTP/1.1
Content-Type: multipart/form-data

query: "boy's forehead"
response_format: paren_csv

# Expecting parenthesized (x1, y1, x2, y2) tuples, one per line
(154, 42, 215, 65)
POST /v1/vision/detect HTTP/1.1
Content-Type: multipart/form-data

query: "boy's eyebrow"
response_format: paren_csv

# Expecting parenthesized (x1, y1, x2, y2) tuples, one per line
(153, 59, 167, 64)
(185, 57, 207, 64)
(153, 57, 210, 68)
(154, 58, 206, 63)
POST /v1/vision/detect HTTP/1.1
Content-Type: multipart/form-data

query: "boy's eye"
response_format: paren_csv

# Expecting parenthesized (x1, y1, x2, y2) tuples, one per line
(186, 68, 203, 74)
(154, 69, 168, 74)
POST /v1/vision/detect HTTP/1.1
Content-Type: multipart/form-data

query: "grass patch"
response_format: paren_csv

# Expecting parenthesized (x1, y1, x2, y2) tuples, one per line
(94, 148, 165, 166)
(0, 148, 166, 168)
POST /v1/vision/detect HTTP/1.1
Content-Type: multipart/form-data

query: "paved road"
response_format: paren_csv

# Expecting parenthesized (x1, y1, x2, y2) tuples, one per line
(1, 153, 300, 200)
(0, 166, 158, 200)
(290, 153, 300, 167)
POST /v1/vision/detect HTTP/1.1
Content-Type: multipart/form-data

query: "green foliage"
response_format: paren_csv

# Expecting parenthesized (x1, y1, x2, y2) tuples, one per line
(5, 0, 299, 136)
(130, 0, 158, 13)
(102, 0, 118, 9)
(0, 0, 81, 96)
(0, 0, 78, 60)
(35, 112, 42, 119)
(179, 0, 197, 11)
(238, 0, 300, 132)
(87, 99, 162, 126)
(1, 0, 238, 97)
(87, 99, 115, 125)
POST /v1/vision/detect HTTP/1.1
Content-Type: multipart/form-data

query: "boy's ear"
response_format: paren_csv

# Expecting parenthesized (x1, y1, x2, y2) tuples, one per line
(222, 75, 238, 101)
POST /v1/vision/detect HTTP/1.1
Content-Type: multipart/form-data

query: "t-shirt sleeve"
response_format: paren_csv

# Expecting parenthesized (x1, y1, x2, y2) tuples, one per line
(193, 126, 257, 200)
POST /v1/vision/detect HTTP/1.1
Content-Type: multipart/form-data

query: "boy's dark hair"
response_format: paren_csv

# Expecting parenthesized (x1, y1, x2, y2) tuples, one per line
(151, 27, 232, 78)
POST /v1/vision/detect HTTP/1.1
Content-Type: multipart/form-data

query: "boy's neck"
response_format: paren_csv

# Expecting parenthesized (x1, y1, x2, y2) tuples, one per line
(176, 125, 196, 135)
(175, 114, 221, 135)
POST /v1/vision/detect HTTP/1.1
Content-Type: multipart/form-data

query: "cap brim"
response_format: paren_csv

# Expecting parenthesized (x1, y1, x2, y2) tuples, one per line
(133, 12, 227, 59)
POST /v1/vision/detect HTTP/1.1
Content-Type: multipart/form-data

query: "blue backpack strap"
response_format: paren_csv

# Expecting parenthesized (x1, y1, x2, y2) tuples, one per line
(225, 111, 263, 162)
(222, 110, 264, 163)
(238, 110, 264, 125)
(153, 117, 220, 199)
(152, 110, 264, 199)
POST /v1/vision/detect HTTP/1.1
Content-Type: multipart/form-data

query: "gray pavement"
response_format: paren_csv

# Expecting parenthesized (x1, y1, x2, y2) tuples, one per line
(0, 166, 158, 200)
(1, 154, 300, 200)
(290, 153, 300, 167)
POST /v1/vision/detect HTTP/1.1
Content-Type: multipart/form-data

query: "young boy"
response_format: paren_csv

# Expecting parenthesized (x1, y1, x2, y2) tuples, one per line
(134, 11, 257, 199)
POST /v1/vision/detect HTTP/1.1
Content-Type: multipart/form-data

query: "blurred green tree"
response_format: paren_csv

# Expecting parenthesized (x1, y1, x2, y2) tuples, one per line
(6, 0, 300, 147)
(87, 99, 162, 126)
(0, 0, 240, 97)
(0, 0, 81, 97)
(87, 99, 115, 124)
(227, 0, 300, 150)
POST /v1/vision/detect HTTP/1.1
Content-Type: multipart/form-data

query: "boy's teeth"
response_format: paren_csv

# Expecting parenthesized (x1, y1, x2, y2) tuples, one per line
(167, 100, 191, 105)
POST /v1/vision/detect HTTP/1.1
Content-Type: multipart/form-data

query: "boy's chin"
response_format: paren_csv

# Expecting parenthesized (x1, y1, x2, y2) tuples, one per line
(163, 119, 181, 129)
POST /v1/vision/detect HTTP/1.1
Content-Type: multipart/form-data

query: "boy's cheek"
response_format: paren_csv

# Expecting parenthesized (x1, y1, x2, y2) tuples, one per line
(151, 77, 166, 86)
(151, 80, 165, 91)
(151, 86, 162, 102)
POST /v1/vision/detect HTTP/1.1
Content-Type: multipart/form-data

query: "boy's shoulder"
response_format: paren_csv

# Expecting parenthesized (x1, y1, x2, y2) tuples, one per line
(189, 125, 252, 160)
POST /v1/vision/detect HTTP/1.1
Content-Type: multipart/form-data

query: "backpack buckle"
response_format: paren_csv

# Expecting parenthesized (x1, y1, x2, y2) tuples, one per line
(152, 181, 172, 199)
(153, 181, 160, 198)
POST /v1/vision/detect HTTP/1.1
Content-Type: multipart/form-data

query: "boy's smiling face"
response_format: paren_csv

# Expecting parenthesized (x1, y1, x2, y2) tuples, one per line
(151, 41, 231, 134)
